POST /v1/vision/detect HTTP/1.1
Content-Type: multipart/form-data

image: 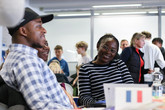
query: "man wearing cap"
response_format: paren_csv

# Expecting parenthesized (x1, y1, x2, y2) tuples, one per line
(0, 7, 74, 109)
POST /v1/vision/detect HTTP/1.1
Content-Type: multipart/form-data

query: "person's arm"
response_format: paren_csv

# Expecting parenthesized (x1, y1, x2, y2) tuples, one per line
(15, 59, 73, 109)
(72, 69, 79, 86)
(155, 47, 165, 70)
(79, 66, 96, 106)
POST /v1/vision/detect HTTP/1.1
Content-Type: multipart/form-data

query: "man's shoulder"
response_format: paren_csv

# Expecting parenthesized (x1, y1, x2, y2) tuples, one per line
(84, 55, 92, 59)
(61, 58, 68, 63)
(82, 55, 92, 61)
(7, 53, 41, 66)
(144, 42, 159, 49)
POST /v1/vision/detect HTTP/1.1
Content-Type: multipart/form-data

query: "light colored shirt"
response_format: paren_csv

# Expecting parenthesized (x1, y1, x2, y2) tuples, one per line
(141, 40, 165, 70)
(0, 44, 73, 110)
(78, 55, 92, 66)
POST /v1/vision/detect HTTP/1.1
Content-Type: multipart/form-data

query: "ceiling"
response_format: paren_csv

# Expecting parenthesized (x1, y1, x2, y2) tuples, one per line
(29, 0, 165, 11)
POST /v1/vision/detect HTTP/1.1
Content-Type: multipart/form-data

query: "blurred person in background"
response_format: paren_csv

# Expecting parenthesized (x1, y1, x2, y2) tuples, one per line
(141, 31, 165, 86)
(120, 32, 148, 83)
(120, 39, 129, 51)
(152, 37, 165, 60)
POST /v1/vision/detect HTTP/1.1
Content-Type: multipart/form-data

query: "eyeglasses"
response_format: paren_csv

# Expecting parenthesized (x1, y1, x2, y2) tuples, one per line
(102, 45, 117, 54)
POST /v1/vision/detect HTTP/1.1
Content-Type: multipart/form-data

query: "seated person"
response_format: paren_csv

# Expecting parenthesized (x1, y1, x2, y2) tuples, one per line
(79, 34, 134, 107)
(49, 60, 70, 84)
(48, 45, 70, 77)
(49, 60, 62, 74)
(0, 40, 76, 109)
(36, 40, 50, 62)
(37, 40, 70, 84)
(37, 40, 76, 107)
(1, 7, 76, 109)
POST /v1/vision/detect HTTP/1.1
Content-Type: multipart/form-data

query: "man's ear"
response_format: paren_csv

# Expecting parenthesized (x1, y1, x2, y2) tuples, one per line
(19, 27, 27, 37)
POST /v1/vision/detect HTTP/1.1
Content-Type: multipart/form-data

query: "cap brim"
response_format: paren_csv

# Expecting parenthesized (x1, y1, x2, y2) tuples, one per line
(40, 14, 54, 24)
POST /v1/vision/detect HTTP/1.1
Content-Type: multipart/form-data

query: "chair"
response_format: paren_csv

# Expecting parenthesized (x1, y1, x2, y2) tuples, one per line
(0, 76, 30, 110)
(65, 83, 73, 96)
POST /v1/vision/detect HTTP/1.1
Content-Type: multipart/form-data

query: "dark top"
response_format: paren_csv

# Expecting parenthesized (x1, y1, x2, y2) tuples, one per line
(160, 47, 165, 60)
(0, 76, 30, 110)
(55, 74, 70, 84)
(120, 46, 148, 83)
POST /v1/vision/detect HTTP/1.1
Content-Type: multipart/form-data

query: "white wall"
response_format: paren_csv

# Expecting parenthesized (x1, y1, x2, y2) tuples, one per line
(161, 16, 165, 48)
(43, 15, 158, 60)
(43, 18, 91, 62)
(2, 15, 161, 62)
(94, 15, 158, 54)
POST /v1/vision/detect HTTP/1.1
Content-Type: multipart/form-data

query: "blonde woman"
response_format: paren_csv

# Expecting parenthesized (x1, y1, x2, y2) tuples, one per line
(120, 32, 149, 83)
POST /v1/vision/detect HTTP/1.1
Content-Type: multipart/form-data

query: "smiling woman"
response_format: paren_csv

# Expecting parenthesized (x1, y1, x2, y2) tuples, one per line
(79, 34, 133, 107)
(95, 36, 118, 65)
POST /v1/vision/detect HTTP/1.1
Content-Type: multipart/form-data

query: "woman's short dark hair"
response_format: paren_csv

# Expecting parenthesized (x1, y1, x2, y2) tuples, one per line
(97, 33, 119, 52)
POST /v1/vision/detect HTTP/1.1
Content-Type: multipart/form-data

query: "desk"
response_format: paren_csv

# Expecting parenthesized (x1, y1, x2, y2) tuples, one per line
(82, 108, 105, 110)
(151, 95, 165, 109)
(77, 96, 165, 110)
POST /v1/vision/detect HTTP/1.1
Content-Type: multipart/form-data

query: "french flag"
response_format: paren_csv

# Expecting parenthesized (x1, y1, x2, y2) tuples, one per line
(126, 90, 142, 103)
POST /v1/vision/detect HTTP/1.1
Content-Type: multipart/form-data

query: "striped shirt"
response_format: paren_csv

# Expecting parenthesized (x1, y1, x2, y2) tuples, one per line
(0, 44, 73, 110)
(79, 59, 133, 106)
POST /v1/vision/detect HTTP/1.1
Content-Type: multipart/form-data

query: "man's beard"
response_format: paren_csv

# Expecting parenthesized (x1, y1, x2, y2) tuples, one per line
(32, 44, 42, 48)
